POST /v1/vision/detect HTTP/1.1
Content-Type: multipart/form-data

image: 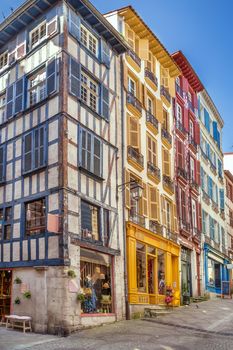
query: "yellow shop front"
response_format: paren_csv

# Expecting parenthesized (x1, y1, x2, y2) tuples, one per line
(127, 222, 180, 316)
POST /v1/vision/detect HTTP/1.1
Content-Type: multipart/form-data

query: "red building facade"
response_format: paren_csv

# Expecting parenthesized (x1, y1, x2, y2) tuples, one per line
(172, 51, 204, 299)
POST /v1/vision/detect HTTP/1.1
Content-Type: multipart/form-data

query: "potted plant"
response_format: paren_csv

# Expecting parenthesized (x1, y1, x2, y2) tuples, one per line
(67, 270, 77, 278)
(23, 291, 31, 299)
(14, 297, 21, 305)
(165, 286, 174, 308)
(14, 277, 22, 284)
(182, 285, 190, 305)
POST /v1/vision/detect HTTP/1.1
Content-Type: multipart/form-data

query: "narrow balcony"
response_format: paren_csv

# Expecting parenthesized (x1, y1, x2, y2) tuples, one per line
(180, 220, 190, 232)
(149, 220, 163, 236)
(189, 135, 198, 152)
(145, 67, 158, 90)
(220, 209, 225, 220)
(209, 161, 217, 175)
(177, 167, 188, 181)
(188, 100, 195, 114)
(147, 161, 160, 183)
(190, 178, 199, 192)
(202, 190, 211, 205)
(175, 83, 184, 98)
(160, 85, 171, 106)
(127, 146, 144, 171)
(212, 200, 219, 214)
(129, 209, 145, 227)
(200, 148, 208, 163)
(163, 175, 174, 194)
(161, 128, 172, 149)
(126, 92, 142, 117)
(126, 50, 141, 72)
(146, 111, 158, 134)
(192, 227, 201, 242)
(176, 120, 187, 137)
(166, 229, 178, 243)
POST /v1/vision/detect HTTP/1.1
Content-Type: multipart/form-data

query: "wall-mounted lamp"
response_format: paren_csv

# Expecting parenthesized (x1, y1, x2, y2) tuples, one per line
(118, 180, 143, 201)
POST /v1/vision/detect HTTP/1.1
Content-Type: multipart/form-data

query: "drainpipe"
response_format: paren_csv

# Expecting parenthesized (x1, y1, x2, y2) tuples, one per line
(120, 55, 130, 320)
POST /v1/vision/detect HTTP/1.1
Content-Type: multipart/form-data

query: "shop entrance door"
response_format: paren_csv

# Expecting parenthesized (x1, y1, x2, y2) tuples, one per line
(181, 261, 192, 296)
(214, 263, 221, 288)
(147, 256, 155, 294)
(0, 270, 12, 321)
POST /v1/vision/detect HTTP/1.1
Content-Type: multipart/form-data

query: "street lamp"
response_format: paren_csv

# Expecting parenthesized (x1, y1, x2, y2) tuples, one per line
(118, 179, 143, 201)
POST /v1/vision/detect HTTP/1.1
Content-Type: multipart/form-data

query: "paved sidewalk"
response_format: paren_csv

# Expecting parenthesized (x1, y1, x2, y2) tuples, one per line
(1, 298, 233, 350)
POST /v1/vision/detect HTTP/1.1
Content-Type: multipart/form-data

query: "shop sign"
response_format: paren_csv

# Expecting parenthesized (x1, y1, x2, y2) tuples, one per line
(226, 264, 233, 269)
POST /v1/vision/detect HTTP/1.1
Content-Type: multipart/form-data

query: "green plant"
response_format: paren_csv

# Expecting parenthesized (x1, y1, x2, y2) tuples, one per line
(23, 291, 31, 299)
(77, 293, 85, 303)
(67, 270, 77, 278)
(14, 277, 22, 284)
(14, 297, 21, 305)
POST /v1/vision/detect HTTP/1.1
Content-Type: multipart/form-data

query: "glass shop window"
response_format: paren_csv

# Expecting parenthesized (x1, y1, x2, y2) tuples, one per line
(158, 249, 166, 295)
(25, 198, 46, 236)
(81, 200, 100, 241)
(80, 249, 112, 314)
(0, 207, 12, 240)
(136, 242, 146, 292)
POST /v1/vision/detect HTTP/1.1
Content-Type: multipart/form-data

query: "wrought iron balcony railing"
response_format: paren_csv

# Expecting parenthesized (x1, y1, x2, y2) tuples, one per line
(145, 67, 158, 87)
(126, 92, 142, 113)
(189, 135, 197, 150)
(149, 220, 163, 235)
(202, 190, 211, 205)
(146, 111, 158, 130)
(160, 85, 171, 104)
(188, 100, 195, 114)
(163, 175, 174, 192)
(212, 200, 219, 213)
(177, 167, 188, 180)
(190, 178, 199, 191)
(129, 209, 145, 227)
(161, 128, 172, 144)
(127, 146, 144, 167)
(175, 83, 184, 98)
(176, 120, 187, 134)
(147, 161, 161, 181)
(166, 229, 178, 243)
(127, 49, 141, 67)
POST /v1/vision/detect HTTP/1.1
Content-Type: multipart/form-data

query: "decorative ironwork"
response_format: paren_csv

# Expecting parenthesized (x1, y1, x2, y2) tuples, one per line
(188, 100, 195, 113)
(127, 146, 144, 167)
(190, 179, 199, 191)
(146, 111, 158, 130)
(220, 209, 225, 220)
(181, 220, 190, 232)
(163, 175, 174, 192)
(177, 167, 188, 180)
(176, 120, 187, 134)
(127, 49, 141, 67)
(126, 92, 142, 113)
(147, 161, 160, 181)
(202, 190, 210, 205)
(189, 135, 197, 150)
(200, 148, 208, 162)
(129, 209, 145, 227)
(161, 128, 172, 144)
(209, 161, 217, 175)
(212, 200, 219, 213)
(160, 85, 171, 104)
(145, 67, 158, 87)
(175, 83, 183, 98)
(149, 220, 163, 235)
(166, 229, 178, 243)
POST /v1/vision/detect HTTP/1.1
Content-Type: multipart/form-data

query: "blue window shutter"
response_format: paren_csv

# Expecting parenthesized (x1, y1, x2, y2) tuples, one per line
(218, 159, 222, 178)
(69, 9, 80, 40)
(6, 83, 14, 119)
(0, 145, 6, 183)
(212, 121, 217, 140)
(220, 189, 224, 210)
(14, 77, 25, 114)
(101, 84, 109, 120)
(23, 132, 33, 173)
(216, 130, 220, 148)
(47, 57, 57, 95)
(101, 39, 110, 67)
(204, 108, 210, 132)
(70, 57, 80, 98)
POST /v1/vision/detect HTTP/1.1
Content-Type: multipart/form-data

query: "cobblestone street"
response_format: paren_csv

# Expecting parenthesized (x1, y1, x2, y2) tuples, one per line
(1, 299, 233, 350)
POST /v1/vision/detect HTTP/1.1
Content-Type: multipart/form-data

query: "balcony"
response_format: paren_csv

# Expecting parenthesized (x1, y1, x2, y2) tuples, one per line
(126, 50, 141, 72)
(220, 209, 225, 220)
(189, 135, 197, 152)
(202, 190, 211, 205)
(146, 111, 158, 134)
(177, 167, 188, 181)
(126, 92, 142, 117)
(176, 120, 187, 137)
(209, 161, 217, 175)
(175, 83, 184, 98)
(127, 146, 144, 171)
(190, 178, 199, 192)
(160, 85, 171, 106)
(129, 210, 145, 227)
(180, 220, 190, 233)
(147, 161, 160, 183)
(149, 220, 163, 236)
(163, 175, 174, 194)
(192, 227, 201, 242)
(166, 229, 178, 243)
(188, 100, 195, 114)
(200, 148, 208, 163)
(145, 67, 158, 90)
(212, 200, 219, 214)
(161, 128, 172, 149)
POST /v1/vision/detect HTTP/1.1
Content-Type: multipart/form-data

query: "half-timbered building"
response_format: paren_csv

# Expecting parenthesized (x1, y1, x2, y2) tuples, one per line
(0, 0, 127, 333)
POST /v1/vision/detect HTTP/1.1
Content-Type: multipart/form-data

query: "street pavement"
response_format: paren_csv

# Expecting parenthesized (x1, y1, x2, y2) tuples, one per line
(1, 299, 233, 350)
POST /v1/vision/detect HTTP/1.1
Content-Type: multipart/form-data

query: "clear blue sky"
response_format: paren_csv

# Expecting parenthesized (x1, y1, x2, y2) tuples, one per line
(1, 0, 233, 152)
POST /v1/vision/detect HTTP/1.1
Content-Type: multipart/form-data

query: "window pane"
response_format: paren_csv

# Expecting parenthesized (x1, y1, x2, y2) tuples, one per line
(25, 134, 32, 153)
(81, 201, 99, 241)
(26, 198, 46, 235)
(4, 225, 11, 240)
(136, 242, 146, 292)
(158, 250, 165, 295)
(25, 153, 32, 172)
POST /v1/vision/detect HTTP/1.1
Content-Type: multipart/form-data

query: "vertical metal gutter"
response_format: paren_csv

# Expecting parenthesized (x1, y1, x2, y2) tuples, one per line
(120, 55, 130, 320)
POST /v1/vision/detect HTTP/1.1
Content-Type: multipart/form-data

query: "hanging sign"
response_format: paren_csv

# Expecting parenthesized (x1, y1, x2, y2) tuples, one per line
(226, 264, 233, 269)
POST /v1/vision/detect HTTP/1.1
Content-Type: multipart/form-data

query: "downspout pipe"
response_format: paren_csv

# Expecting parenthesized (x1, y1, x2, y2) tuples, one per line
(120, 55, 130, 320)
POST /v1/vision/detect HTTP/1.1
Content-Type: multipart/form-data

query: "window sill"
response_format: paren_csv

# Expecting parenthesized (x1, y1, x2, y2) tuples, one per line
(79, 166, 104, 182)
(79, 98, 109, 122)
(22, 165, 47, 177)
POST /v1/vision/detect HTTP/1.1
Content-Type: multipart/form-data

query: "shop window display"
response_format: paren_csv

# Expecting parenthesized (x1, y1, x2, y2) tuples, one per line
(208, 258, 221, 288)
(136, 242, 146, 292)
(158, 249, 166, 295)
(80, 249, 112, 314)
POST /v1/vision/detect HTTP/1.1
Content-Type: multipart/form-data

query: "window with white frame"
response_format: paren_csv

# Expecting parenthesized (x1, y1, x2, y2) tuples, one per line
(80, 24, 98, 57)
(202, 210, 207, 234)
(191, 199, 197, 229)
(128, 77, 136, 96)
(30, 22, 46, 48)
(189, 119, 194, 139)
(148, 96, 153, 114)
(81, 70, 99, 112)
(165, 199, 172, 230)
(27, 68, 46, 107)
(0, 93, 6, 124)
(0, 52, 8, 70)
(190, 157, 195, 181)
(176, 103, 182, 124)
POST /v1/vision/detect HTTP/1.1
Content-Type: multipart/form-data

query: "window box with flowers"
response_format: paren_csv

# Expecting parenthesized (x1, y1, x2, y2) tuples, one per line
(165, 286, 174, 308)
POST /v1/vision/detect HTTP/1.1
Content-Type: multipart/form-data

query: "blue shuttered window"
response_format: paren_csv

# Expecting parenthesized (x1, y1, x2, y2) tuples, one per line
(101, 39, 111, 67)
(68, 8, 81, 40)
(23, 126, 46, 174)
(6, 77, 25, 118)
(208, 176, 213, 199)
(204, 108, 210, 132)
(69, 57, 80, 98)
(79, 127, 103, 178)
(218, 159, 222, 178)
(101, 84, 109, 120)
(219, 189, 224, 210)
(0, 145, 6, 183)
(47, 57, 57, 95)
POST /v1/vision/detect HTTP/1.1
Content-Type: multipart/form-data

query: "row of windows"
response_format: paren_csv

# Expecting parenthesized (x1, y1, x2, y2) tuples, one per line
(199, 102, 221, 149)
(0, 57, 57, 124)
(202, 209, 225, 246)
(201, 167, 224, 208)
(200, 132, 223, 178)
(0, 125, 103, 183)
(178, 186, 201, 231)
